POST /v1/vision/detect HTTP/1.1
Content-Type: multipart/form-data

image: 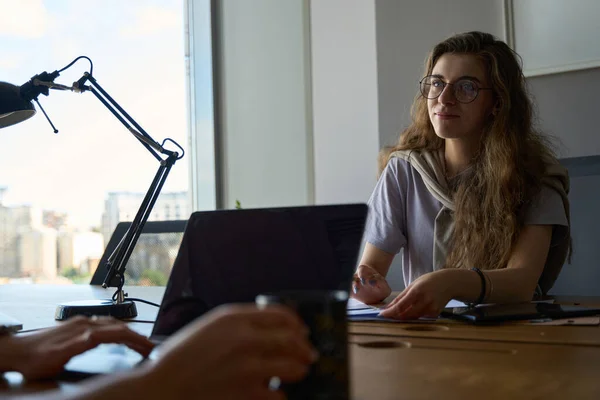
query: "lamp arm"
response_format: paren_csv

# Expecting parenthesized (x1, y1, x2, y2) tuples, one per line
(101, 152, 178, 292)
(72, 73, 183, 298)
(84, 74, 170, 161)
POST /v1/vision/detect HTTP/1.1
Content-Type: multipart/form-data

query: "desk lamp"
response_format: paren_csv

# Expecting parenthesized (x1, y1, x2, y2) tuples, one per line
(0, 56, 184, 320)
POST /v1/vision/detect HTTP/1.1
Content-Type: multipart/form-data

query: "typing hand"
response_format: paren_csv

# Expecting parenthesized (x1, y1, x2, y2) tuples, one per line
(351, 264, 392, 305)
(147, 303, 318, 400)
(6, 316, 154, 380)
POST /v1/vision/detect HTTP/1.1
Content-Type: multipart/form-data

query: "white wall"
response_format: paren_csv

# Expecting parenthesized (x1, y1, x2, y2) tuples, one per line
(510, 0, 600, 76)
(215, 0, 381, 208)
(309, 0, 380, 205)
(215, 0, 313, 209)
(528, 67, 600, 159)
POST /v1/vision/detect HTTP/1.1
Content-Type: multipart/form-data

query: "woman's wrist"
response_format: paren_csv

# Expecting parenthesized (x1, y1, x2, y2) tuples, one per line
(435, 268, 482, 303)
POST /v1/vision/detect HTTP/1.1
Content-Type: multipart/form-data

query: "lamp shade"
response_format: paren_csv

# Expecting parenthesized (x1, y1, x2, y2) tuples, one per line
(0, 81, 36, 129)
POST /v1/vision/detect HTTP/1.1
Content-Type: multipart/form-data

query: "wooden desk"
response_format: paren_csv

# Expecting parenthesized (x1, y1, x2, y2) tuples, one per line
(350, 334, 600, 400)
(1, 285, 600, 399)
(349, 296, 600, 347)
(349, 320, 600, 347)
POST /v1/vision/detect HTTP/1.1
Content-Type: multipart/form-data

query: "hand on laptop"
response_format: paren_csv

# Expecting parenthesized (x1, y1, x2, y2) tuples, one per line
(145, 303, 318, 399)
(2, 315, 154, 380)
(351, 264, 392, 305)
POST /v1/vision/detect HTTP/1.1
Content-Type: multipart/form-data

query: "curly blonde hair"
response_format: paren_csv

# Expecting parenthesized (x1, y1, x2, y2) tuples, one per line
(379, 31, 558, 271)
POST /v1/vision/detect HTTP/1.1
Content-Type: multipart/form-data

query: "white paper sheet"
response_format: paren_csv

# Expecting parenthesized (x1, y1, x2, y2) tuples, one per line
(347, 297, 378, 310)
(347, 298, 468, 316)
(346, 298, 554, 318)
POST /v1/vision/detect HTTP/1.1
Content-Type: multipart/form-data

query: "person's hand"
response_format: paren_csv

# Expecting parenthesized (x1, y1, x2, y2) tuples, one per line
(8, 316, 155, 380)
(379, 271, 452, 320)
(146, 303, 318, 400)
(351, 264, 392, 305)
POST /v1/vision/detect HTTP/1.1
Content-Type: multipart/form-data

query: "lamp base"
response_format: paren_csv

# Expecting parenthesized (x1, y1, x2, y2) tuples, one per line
(55, 299, 138, 321)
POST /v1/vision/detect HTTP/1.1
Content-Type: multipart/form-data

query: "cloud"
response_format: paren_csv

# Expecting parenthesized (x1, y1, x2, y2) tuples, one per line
(120, 5, 181, 37)
(0, 0, 51, 38)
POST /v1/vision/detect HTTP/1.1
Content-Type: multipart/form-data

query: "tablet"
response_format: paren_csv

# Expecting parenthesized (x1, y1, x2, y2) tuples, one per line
(441, 303, 600, 324)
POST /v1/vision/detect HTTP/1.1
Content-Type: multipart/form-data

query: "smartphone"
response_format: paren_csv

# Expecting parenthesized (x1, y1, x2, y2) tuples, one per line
(440, 303, 600, 324)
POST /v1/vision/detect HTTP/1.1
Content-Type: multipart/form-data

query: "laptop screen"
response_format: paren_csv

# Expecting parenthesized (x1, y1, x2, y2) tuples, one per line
(151, 204, 367, 340)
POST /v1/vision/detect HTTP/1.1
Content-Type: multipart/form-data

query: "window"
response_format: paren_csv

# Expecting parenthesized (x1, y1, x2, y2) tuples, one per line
(0, 0, 214, 285)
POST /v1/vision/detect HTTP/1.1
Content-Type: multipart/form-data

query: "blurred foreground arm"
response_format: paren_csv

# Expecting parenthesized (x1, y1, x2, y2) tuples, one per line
(8, 304, 317, 400)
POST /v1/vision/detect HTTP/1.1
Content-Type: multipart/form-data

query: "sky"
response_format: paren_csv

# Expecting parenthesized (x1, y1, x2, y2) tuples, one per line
(0, 0, 208, 228)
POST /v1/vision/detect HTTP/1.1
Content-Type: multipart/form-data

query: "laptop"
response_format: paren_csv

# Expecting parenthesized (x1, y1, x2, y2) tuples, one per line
(63, 203, 368, 376)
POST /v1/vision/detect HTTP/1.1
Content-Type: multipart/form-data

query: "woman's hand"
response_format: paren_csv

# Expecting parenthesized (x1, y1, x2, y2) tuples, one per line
(379, 270, 452, 320)
(351, 264, 392, 305)
(6, 316, 154, 380)
(147, 303, 318, 400)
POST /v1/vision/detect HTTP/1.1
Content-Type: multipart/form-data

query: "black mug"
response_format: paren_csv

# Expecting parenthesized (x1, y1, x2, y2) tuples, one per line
(255, 290, 349, 400)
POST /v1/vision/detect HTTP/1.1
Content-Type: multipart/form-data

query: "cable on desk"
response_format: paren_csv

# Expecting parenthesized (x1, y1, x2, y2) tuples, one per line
(127, 298, 160, 308)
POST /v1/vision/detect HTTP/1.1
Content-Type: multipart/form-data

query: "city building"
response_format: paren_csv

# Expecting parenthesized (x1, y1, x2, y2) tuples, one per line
(101, 191, 190, 243)
(0, 192, 101, 281)
(0, 188, 189, 283)
(0, 204, 53, 279)
(57, 230, 104, 276)
(18, 225, 58, 280)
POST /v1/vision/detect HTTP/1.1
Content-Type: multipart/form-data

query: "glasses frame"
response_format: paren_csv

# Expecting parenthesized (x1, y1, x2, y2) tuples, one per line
(419, 75, 493, 104)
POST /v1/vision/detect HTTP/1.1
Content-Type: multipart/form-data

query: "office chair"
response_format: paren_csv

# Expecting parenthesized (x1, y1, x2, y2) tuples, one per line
(90, 220, 188, 287)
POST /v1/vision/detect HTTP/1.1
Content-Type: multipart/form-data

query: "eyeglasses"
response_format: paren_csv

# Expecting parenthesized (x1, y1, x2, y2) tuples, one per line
(419, 75, 493, 104)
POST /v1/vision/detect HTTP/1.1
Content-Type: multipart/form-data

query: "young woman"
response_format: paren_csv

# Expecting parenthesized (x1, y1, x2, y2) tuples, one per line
(352, 31, 570, 320)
